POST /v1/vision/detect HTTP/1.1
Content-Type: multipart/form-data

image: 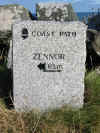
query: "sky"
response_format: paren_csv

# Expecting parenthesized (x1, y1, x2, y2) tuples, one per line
(0, 0, 100, 13)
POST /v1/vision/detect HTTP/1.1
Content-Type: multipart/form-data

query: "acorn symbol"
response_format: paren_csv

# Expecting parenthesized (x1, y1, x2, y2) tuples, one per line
(22, 28, 28, 39)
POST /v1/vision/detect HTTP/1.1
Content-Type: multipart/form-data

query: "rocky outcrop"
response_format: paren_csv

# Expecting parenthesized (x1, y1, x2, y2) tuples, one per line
(87, 29, 100, 56)
(86, 29, 100, 70)
(36, 3, 78, 21)
(0, 4, 33, 106)
(0, 4, 33, 68)
(86, 14, 100, 70)
(0, 4, 32, 31)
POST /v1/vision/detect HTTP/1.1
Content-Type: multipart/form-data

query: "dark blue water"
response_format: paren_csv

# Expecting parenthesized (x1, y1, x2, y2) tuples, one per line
(76, 12, 93, 21)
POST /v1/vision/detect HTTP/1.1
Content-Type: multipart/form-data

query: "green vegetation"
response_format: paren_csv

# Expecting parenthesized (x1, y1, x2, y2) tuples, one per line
(0, 70, 100, 133)
(85, 70, 100, 105)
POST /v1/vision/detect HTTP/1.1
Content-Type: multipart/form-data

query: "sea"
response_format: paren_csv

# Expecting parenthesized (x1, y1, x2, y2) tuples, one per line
(76, 12, 93, 21)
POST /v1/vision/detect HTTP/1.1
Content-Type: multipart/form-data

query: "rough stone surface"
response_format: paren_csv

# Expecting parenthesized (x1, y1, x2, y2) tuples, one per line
(86, 29, 100, 69)
(0, 4, 32, 68)
(87, 29, 100, 56)
(0, 4, 32, 31)
(7, 40, 13, 69)
(13, 21, 87, 112)
(0, 5, 32, 106)
(36, 3, 78, 21)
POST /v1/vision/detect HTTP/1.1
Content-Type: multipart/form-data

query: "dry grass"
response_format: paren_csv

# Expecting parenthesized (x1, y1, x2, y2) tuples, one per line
(0, 70, 100, 133)
(0, 104, 100, 133)
(0, 105, 41, 133)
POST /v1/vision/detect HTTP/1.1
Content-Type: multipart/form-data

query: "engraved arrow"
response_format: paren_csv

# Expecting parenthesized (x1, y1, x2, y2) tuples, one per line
(37, 63, 62, 72)
(37, 63, 45, 71)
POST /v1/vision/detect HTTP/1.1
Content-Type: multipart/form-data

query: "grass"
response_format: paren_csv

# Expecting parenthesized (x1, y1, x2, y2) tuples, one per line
(85, 70, 100, 105)
(0, 69, 100, 133)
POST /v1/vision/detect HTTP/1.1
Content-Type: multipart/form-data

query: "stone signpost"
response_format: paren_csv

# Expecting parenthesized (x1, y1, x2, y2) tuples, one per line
(13, 21, 87, 112)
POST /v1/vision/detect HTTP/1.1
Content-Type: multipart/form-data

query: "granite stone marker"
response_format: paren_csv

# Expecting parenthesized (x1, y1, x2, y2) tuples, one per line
(13, 21, 87, 112)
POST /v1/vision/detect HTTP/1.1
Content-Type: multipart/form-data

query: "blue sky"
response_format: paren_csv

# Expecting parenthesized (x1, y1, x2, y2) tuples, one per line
(0, 0, 100, 13)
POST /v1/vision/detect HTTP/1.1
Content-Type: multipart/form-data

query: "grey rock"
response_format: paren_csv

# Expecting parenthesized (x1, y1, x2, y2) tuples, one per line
(0, 4, 32, 31)
(36, 3, 78, 21)
(86, 29, 100, 70)
(87, 29, 100, 56)
(7, 40, 13, 69)
(0, 4, 33, 68)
